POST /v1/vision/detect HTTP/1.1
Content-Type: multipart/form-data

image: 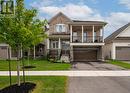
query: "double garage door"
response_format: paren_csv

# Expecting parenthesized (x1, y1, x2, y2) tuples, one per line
(73, 47, 98, 62)
(116, 47, 130, 60)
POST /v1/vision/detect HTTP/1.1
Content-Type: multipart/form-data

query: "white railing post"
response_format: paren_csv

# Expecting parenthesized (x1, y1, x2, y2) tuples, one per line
(82, 25, 84, 43)
(92, 25, 95, 43)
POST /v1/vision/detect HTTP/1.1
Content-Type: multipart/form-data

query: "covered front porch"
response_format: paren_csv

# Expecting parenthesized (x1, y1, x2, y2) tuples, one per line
(47, 37, 70, 60)
(70, 24, 105, 43)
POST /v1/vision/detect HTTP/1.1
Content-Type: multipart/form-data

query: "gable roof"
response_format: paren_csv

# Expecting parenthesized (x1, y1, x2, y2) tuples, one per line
(48, 12, 72, 23)
(49, 12, 107, 26)
(105, 22, 130, 43)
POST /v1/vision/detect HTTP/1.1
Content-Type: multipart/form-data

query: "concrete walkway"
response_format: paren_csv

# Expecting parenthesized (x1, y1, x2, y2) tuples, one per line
(0, 71, 130, 76)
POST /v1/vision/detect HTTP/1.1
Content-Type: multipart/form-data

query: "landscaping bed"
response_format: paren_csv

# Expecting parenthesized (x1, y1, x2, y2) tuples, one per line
(0, 76, 67, 93)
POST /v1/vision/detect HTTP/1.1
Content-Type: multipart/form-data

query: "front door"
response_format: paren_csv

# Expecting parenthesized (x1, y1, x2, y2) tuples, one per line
(83, 32, 87, 42)
(61, 41, 70, 55)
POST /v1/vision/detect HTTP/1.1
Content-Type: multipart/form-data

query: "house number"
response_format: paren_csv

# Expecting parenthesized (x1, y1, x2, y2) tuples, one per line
(0, 0, 14, 14)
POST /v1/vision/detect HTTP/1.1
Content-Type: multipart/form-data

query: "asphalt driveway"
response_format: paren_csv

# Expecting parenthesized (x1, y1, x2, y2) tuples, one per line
(71, 61, 125, 70)
(68, 77, 130, 93)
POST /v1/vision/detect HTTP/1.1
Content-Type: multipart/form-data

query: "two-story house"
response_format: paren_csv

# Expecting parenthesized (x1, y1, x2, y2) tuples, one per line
(46, 12, 107, 62)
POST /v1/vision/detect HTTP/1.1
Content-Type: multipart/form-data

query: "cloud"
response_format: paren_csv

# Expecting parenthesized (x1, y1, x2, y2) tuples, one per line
(119, 0, 130, 10)
(106, 12, 130, 26)
(79, 0, 98, 5)
(39, 4, 93, 18)
(105, 12, 130, 37)
(38, 3, 105, 22)
(30, 0, 61, 7)
(30, 0, 52, 7)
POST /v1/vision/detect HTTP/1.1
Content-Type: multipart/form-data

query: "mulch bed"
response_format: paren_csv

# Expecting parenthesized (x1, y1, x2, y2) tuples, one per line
(0, 82, 36, 93)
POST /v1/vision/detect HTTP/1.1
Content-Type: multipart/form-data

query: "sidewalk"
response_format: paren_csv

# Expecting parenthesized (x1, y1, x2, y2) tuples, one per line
(0, 71, 130, 76)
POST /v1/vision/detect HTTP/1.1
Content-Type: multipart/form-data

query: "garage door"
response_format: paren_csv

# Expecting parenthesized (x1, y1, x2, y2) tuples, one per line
(73, 48, 97, 62)
(116, 47, 130, 60)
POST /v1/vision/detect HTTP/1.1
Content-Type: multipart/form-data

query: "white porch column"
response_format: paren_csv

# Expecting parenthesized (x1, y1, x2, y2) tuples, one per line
(102, 26, 104, 42)
(47, 39, 50, 49)
(111, 43, 116, 60)
(58, 38, 61, 49)
(70, 25, 72, 43)
(82, 25, 84, 43)
(92, 25, 95, 42)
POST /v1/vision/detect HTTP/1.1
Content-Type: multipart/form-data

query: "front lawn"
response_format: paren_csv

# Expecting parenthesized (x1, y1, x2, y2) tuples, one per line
(0, 60, 71, 71)
(0, 76, 67, 93)
(108, 60, 130, 69)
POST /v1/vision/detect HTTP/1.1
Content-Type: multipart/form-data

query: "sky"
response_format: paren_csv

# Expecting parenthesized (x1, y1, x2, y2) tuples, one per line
(24, 0, 130, 37)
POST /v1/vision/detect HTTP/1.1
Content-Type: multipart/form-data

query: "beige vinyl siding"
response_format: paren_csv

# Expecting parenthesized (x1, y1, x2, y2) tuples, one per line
(103, 43, 112, 59)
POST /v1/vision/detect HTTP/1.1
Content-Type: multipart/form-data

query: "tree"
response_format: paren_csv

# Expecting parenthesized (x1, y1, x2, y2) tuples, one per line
(0, 0, 47, 86)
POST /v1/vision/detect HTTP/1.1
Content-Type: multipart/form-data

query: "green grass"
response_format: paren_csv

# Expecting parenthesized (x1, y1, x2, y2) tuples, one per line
(0, 76, 67, 93)
(108, 60, 130, 69)
(0, 60, 71, 71)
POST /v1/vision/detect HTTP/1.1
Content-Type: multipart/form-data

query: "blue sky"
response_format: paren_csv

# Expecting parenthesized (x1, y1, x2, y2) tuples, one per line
(24, 0, 130, 37)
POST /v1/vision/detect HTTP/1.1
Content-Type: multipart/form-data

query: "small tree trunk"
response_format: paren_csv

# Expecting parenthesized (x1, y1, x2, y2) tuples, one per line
(9, 47, 11, 59)
(27, 48, 30, 65)
(20, 44, 23, 58)
(8, 46, 12, 86)
(33, 46, 36, 59)
(17, 45, 20, 86)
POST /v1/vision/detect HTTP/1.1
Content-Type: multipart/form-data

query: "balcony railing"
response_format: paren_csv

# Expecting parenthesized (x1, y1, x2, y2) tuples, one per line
(72, 36, 103, 43)
(51, 32, 70, 35)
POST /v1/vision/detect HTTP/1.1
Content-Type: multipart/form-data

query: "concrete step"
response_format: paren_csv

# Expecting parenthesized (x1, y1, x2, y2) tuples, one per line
(61, 55, 70, 63)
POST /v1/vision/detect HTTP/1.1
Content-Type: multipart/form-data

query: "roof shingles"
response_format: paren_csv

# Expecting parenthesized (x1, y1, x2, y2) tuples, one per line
(105, 22, 130, 43)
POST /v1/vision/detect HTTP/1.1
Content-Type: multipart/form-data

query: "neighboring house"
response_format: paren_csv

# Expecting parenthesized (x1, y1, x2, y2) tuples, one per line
(0, 43, 8, 59)
(46, 12, 107, 62)
(0, 43, 45, 60)
(104, 23, 130, 61)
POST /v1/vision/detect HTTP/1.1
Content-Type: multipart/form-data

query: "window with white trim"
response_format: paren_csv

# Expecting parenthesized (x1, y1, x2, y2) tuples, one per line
(55, 24, 66, 32)
(51, 41, 58, 49)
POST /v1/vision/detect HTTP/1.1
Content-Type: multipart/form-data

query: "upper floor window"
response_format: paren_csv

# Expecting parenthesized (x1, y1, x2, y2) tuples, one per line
(55, 24, 66, 32)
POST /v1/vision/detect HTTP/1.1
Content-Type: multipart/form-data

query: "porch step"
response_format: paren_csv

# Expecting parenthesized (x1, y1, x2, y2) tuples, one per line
(60, 55, 70, 63)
